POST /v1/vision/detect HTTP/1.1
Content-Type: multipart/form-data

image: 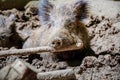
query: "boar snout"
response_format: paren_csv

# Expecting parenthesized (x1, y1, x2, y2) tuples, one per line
(50, 37, 62, 49)
(49, 31, 84, 52)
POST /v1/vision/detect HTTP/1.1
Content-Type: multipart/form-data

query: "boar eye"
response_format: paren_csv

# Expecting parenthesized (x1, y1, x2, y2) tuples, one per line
(65, 20, 73, 27)
(65, 20, 74, 29)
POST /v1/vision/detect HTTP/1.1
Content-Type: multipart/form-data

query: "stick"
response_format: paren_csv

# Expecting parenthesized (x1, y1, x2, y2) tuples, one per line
(0, 46, 55, 57)
(37, 69, 76, 80)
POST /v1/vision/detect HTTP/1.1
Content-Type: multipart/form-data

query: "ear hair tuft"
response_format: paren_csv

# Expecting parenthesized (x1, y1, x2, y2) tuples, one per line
(39, 0, 53, 25)
(74, 0, 88, 20)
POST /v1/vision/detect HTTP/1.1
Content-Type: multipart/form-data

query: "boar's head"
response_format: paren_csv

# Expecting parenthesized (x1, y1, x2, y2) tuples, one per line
(23, 0, 90, 60)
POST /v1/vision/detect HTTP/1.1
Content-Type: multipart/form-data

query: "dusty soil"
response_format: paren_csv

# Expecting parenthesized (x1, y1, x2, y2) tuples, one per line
(0, 0, 120, 80)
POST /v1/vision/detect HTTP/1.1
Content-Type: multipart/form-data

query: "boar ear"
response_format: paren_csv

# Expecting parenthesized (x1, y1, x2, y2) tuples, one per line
(39, 0, 53, 25)
(73, 0, 88, 20)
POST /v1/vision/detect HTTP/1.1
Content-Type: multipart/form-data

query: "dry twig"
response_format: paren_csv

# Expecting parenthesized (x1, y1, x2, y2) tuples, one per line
(0, 46, 55, 57)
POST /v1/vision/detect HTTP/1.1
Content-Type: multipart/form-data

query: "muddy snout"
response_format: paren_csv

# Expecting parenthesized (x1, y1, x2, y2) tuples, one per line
(50, 37, 63, 49)
(49, 35, 83, 52)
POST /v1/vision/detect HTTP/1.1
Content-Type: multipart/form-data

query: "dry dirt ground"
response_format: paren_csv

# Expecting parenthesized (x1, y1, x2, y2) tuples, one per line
(0, 0, 120, 80)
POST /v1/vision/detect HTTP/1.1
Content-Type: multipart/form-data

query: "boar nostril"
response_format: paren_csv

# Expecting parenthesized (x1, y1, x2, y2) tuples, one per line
(51, 39, 62, 48)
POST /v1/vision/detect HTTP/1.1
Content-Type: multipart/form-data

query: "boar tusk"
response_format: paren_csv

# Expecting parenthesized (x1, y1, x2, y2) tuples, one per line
(53, 44, 83, 53)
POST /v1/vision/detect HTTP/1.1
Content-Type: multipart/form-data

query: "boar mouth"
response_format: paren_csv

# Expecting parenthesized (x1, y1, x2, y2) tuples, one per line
(53, 43, 83, 53)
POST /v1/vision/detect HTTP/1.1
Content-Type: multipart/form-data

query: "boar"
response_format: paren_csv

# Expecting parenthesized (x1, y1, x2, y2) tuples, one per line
(23, 0, 90, 61)
(0, 15, 23, 49)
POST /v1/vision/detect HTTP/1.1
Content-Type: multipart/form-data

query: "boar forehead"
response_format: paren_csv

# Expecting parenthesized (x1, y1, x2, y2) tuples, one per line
(49, 4, 76, 27)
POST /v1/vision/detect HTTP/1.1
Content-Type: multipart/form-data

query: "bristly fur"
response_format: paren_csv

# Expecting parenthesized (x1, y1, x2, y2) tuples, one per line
(39, 0, 53, 25)
(74, 0, 88, 20)
(39, 0, 88, 26)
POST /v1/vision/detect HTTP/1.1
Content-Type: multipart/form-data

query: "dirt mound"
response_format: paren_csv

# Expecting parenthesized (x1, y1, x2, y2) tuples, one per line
(87, 15, 120, 54)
